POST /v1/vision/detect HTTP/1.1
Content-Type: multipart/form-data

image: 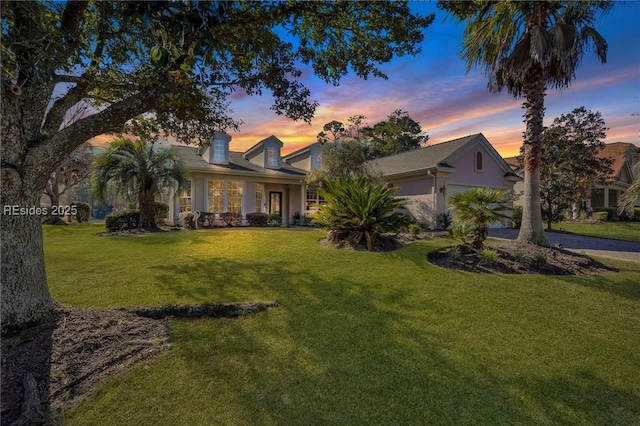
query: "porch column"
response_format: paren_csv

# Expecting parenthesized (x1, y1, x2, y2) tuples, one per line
(604, 187, 610, 208)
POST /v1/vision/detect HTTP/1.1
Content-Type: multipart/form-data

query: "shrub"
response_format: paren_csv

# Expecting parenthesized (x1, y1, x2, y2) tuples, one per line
(105, 210, 141, 232)
(593, 207, 617, 221)
(313, 177, 409, 251)
(246, 212, 269, 227)
(221, 212, 243, 226)
(511, 205, 523, 228)
(448, 245, 461, 260)
(154, 202, 169, 225)
(532, 253, 547, 266)
(268, 213, 282, 226)
(479, 248, 499, 265)
(437, 212, 452, 230)
(449, 223, 474, 246)
(448, 187, 511, 249)
(592, 211, 608, 222)
(408, 223, 422, 238)
(71, 202, 91, 222)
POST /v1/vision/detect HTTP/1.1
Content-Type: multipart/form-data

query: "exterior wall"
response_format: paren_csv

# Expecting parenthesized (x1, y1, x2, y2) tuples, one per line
(387, 175, 437, 227)
(286, 154, 311, 171)
(449, 146, 506, 187)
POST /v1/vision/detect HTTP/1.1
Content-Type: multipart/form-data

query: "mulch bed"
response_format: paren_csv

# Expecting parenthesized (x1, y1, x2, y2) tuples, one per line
(428, 240, 618, 275)
(2, 302, 278, 425)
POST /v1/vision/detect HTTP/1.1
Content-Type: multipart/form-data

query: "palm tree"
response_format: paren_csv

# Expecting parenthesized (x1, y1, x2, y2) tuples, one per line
(312, 177, 408, 251)
(618, 154, 640, 218)
(449, 187, 512, 249)
(439, 0, 611, 245)
(93, 137, 187, 228)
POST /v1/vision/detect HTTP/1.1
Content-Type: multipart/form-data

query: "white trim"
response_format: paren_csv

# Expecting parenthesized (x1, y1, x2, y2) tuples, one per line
(206, 179, 245, 216)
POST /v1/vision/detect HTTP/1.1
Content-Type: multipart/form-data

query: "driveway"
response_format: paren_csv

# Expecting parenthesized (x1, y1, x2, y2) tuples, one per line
(488, 228, 640, 263)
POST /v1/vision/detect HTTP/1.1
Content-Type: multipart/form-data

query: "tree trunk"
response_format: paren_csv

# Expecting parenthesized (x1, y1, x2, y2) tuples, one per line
(139, 190, 156, 228)
(1, 172, 56, 330)
(517, 65, 549, 246)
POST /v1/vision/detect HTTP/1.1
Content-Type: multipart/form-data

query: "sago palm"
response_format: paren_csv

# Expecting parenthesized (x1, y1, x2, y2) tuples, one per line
(313, 177, 408, 251)
(618, 154, 640, 218)
(449, 187, 512, 249)
(439, 0, 611, 245)
(93, 137, 187, 228)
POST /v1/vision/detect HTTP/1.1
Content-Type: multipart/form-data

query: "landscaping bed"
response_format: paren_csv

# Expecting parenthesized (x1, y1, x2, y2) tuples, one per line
(428, 240, 618, 275)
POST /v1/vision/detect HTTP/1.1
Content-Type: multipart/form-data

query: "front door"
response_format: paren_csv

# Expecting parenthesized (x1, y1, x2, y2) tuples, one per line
(269, 192, 282, 216)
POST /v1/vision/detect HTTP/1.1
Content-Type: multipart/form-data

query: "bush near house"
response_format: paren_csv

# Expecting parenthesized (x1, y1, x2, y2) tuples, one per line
(72, 202, 91, 223)
(105, 210, 141, 232)
(246, 212, 269, 227)
(268, 214, 283, 226)
(313, 177, 409, 251)
(592, 211, 609, 222)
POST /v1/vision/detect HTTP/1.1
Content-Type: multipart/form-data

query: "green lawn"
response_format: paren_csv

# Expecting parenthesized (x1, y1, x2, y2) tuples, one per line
(551, 221, 640, 243)
(43, 223, 640, 425)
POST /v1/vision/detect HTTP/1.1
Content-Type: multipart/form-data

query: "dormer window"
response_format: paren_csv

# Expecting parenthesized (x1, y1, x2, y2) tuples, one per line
(267, 145, 279, 168)
(475, 151, 483, 172)
(207, 132, 231, 165)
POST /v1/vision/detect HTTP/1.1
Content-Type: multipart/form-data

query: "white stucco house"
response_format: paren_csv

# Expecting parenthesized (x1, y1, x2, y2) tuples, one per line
(167, 132, 521, 228)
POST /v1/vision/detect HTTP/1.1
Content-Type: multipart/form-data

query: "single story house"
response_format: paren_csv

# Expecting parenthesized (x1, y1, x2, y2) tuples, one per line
(168, 132, 521, 228)
(505, 141, 639, 212)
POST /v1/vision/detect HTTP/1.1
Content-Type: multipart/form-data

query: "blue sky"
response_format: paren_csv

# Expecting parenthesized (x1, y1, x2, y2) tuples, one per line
(221, 1, 640, 157)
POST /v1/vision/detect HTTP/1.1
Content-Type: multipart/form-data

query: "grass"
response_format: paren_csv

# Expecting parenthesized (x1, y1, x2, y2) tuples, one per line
(551, 221, 640, 243)
(43, 223, 640, 425)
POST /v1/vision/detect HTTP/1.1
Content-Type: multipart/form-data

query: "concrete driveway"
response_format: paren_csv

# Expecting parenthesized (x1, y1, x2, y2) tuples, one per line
(488, 228, 640, 263)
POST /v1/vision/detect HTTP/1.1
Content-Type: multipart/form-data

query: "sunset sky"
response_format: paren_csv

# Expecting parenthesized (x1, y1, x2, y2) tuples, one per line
(224, 1, 640, 158)
(89, 2, 640, 157)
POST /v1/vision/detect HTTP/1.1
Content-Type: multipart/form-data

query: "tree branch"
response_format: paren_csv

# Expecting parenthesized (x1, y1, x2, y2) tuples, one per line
(59, 1, 89, 58)
(25, 76, 178, 189)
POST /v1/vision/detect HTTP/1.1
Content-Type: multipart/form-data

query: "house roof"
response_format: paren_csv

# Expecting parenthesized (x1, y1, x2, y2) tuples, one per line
(282, 142, 321, 162)
(171, 145, 306, 179)
(503, 156, 521, 168)
(597, 142, 638, 179)
(370, 133, 516, 178)
(243, 135, 283, 158)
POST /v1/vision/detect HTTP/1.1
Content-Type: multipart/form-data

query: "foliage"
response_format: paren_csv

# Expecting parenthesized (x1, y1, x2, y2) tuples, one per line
(408, 223, 422, 238)
(449, 223, 475, 246)
(246, 212, 269, 227)
(154, 202, 169, 225)
(511, 205, 523, 228)
(479, 248, 499, 265)
(437, 212, 452, 230)
(105, 210, 141, 232)
(313, 177, 409, 251)
(618, 150, 640, 217)
(318, 115, 377, 181)
(448, 187, 512, 249)
(71, 202, 91, 223)
(439, 0, 611, 246)
(43, 143, 93, 206)
(521, 107, 612, 230)
(220, 212, 243, 227)
(447, 245, 462, 260)
(268, 214, 283, 227)
(92, 137, 187, 228)
(367, 110, 429, 158)
(592, 211, 609, 222)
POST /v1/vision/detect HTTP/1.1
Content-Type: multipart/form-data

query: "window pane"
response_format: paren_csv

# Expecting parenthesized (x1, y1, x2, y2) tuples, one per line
(255, 184, 264, 213)
(179, 182, 191, 212)
(208, 181, 224, 213)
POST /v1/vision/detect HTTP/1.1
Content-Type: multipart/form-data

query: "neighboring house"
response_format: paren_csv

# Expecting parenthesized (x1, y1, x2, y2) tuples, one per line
(505, 141, 639, 212)
(168, 132, 520, 228)
(590, 142, 639, 209)
(369, 133, 520, 227)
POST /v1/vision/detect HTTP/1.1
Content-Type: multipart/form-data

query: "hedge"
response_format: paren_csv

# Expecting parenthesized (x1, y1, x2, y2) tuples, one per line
(246, 212, 269, 227)
(72, 202, 91, 222)
(105, 210, 141, 232)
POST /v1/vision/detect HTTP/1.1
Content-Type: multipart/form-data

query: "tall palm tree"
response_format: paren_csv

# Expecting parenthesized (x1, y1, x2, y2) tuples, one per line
(448, 187, 512, 249)
(439, 0, 611, 245)
(618, 153, 640, 218)
(93, 137, 187, 228)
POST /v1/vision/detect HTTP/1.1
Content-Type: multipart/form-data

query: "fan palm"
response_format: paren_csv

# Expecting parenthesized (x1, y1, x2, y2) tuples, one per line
(439, 0, 611, 245)
(618, 154, 640, 218)
(313, 177, 408, 251)
(449, 187, 512, 249)
(93, 137, 187, 228)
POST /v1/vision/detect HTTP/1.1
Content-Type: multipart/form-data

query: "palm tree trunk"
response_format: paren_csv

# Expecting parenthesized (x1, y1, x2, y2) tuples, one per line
(517, 65, 549, 246)
(139, 188, 156, 228)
